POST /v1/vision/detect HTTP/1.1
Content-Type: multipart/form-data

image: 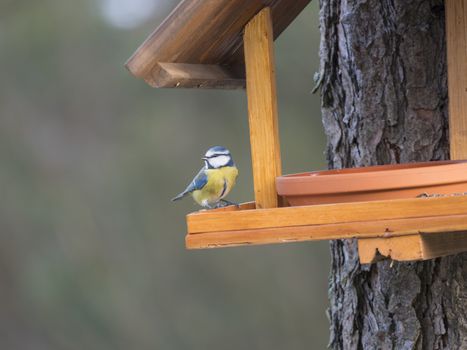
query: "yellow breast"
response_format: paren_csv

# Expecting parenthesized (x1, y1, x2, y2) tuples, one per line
(192, 166, 238, 206)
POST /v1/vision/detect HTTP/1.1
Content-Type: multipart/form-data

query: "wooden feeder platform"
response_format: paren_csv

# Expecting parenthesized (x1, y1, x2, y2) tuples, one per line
(186, 197, 467, 263)
(127, 0, 467, 263)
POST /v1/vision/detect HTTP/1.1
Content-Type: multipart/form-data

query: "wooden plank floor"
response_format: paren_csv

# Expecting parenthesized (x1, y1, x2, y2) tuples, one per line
(185, 197, 467, 258)
(187, 196, 467, 233)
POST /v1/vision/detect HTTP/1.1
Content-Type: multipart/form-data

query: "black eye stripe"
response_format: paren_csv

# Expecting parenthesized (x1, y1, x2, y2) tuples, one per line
(206, 154, 230, 159)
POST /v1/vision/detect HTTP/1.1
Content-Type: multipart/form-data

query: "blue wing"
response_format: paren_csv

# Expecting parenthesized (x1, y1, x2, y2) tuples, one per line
(172, 168, 208, 201)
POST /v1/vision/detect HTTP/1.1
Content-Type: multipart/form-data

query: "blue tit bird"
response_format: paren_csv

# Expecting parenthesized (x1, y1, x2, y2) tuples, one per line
(172, 146, 239, 209)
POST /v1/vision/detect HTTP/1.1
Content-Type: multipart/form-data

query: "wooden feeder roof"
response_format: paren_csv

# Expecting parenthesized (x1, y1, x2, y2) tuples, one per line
(125, 0, 311, 89)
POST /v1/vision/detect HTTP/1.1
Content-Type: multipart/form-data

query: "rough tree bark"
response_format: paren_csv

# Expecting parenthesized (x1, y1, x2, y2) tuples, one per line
(318, 0, 467, 349)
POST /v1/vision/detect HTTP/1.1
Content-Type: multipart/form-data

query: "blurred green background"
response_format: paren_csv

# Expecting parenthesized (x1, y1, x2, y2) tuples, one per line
(0, 0, 329, 348)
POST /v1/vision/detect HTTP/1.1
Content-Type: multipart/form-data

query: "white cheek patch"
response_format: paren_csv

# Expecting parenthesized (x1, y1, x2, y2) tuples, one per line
(208, 155, 230, 168)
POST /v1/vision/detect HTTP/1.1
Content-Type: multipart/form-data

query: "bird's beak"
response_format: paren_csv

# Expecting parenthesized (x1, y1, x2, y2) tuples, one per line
(202, 157, 208, 161)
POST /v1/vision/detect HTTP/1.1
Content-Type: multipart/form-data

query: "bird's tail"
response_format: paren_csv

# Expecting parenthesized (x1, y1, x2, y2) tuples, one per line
(171, 191, 188, 201)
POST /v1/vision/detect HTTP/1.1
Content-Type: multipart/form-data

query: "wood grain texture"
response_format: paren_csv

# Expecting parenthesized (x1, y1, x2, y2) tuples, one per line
(155, 63, 245, 89)
(186, 213, 467, 249)
(446, 0, 467, 160)
(125, 0, 311, 88)
(358, 235, 423, 263)
(187, 195, 467, 234)
(244, 7, 282, 209)
(358, 231, 467, 263)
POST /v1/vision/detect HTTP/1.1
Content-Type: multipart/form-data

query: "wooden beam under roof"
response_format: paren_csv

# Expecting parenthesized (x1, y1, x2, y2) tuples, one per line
(125, 0, 311, 89)
(155, 63, 245, 89)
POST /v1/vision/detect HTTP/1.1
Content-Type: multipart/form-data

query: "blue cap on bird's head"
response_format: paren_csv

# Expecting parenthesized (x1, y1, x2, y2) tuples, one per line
(202, 146, 234, 169)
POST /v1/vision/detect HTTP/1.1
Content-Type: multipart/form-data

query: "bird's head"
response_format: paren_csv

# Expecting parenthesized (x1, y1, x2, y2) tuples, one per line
(202, 146, 234, 169)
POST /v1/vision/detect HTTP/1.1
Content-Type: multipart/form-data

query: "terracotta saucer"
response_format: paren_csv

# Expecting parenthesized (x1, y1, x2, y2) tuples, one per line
(276, 160, 467, 206)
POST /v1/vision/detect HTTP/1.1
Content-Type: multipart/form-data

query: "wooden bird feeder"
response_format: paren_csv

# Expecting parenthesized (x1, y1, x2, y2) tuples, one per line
(126, 0, 467, 263)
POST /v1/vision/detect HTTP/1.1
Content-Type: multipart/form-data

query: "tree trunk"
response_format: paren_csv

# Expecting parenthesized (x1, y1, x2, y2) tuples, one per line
(318, 0, 467, 349)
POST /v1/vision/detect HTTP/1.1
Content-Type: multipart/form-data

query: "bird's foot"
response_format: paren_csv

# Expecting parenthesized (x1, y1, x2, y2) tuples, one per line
(213, 202, 228, 209)
(220, 199, 239, 208)
(203, 201, 239, 210)
(202, 203, 226, 210)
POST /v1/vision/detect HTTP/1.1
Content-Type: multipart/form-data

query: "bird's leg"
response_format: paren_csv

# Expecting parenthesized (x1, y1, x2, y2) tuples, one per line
(214, 202, 228, 208)
(220, 199, 239, 207)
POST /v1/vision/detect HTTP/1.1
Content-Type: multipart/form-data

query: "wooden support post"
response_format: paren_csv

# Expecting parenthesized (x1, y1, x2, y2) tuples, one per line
(358, 0, 467, 263)
(446, 0, 467, 160)
(244, 7, 282, 209)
